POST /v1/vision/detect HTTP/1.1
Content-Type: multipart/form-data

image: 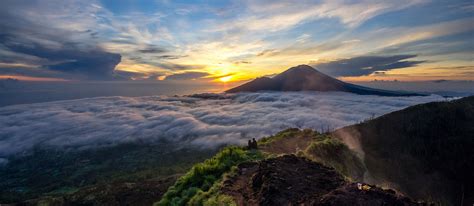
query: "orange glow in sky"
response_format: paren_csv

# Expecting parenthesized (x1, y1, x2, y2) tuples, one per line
(0, 1, 473, 83)
(219, 75, 232, 83)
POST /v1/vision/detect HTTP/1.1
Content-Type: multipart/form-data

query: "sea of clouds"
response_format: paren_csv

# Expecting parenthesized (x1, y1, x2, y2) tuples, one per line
(0, 92, 444, 158)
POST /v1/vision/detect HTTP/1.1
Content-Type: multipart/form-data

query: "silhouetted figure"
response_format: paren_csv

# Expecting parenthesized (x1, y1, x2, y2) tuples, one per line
(247, 138, 258, 150)
(252, 138, 258, 149)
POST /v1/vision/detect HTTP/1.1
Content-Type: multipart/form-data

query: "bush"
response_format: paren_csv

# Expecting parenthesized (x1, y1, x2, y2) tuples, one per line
(202, 194, 237, 206)
(156, 147, 264, 206)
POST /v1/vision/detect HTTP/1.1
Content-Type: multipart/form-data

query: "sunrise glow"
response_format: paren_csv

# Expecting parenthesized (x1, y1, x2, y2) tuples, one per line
(0, 1, 471, 83)
(1, 2, 473, 205)
(219, 75, 232, 83)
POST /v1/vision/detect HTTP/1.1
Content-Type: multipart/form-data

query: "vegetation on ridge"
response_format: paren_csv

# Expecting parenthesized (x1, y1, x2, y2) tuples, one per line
(156, 147, 265, 206)
(305, 136, 365, 181)
(157, 128, 369, 205)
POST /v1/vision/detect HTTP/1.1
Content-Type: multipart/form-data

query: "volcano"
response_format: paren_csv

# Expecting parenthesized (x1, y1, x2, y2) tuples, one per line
(226, 65, 421, 96)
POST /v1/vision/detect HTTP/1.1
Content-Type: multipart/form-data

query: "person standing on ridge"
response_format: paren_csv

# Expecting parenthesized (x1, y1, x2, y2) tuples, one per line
(252, 138, 258, 149)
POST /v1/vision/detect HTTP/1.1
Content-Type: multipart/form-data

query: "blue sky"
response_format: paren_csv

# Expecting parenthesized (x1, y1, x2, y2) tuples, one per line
(0, 0, 473, 83)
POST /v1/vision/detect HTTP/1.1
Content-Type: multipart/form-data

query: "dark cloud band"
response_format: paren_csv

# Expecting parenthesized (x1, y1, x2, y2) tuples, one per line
(164, 72, 210, 80)
(312, 55, 424, 77)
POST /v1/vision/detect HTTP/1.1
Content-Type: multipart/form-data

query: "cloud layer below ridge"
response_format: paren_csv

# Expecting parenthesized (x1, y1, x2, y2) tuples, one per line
(0, 92, 443, 157)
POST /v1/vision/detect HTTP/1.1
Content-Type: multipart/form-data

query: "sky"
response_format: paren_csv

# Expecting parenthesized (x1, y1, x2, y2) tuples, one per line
(0, 0, 473, 84)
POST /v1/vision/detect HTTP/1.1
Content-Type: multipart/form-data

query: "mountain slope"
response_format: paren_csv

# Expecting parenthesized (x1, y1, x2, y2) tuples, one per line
(11, 97, 472, 205)
(221, 155, 419, 206)
(0, 143, 219, 204)
(333, 96, 474, 205)
(226, 65, 421, 96)
(156, 130, 421, 206)
(157, 97, 473, 205)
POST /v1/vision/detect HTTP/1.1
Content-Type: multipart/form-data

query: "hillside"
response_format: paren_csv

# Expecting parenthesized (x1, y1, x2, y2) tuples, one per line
(156, 129, 422, 206)
(0, 143, 220, 205)
(333, 96, 474, 205)
(157, 96, 473, 206)
(226, 65, 421, 96)
(221, 155, 418, 206)
(5, 97, 472, 205)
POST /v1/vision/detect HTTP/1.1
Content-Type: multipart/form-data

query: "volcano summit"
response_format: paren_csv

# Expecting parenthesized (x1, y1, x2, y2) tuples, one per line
(226, 65, 421, 96)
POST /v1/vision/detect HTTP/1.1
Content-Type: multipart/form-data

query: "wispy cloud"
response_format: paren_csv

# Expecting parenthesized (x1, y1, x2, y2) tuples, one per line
(212, 0, 426, 33)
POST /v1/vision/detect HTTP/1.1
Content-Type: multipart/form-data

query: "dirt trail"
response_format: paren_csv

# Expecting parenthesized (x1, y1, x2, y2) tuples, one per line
(222, 155, 346, 206)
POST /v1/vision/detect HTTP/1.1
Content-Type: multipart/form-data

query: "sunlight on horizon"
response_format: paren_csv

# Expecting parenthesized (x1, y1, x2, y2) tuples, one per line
(0, 0, 472, 84)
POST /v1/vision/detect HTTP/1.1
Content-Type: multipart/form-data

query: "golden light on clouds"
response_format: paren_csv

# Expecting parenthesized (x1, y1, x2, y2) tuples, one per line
(1, 0, 473, 83)
(219, 75, 232, 82)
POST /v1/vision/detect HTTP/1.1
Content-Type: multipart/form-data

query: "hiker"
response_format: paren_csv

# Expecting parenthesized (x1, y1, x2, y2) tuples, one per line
(252, 138, 258, 149)
(247, 138, 258, 150)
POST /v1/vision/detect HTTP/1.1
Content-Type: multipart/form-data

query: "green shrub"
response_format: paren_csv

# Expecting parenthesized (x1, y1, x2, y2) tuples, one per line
(156, 147, 264, 206)
(202, 194, 237, 206)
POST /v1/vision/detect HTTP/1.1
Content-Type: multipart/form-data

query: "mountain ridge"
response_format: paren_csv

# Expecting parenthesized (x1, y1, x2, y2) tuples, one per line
(332, 95, 474, 205)
(156, 96, 473, 205)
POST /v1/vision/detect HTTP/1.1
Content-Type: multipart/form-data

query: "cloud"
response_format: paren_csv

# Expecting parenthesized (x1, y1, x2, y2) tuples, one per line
(164, 72, 210, 80)
(138, 47, 167, 54)
(312, 55, 424, 77)
(212, 0, 426, 33)
(112, 70, 164, 81)
(0, 0, 122, 80)
(0, 34, 121, 79)
(0, 92, 443, 157)
(156, 62, 205, 71)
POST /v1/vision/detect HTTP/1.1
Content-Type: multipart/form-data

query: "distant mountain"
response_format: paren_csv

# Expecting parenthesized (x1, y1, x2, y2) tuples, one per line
(0, 78, 20, 89)
(226, 65, 422, 96)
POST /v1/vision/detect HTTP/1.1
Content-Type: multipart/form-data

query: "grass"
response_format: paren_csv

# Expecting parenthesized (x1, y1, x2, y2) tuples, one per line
(259, 128, 319, 145)
(188, 175, 237, 206)
(305, 135, 365, 181)
(156, 147, 265, 206)
(156, 128, 366, 206)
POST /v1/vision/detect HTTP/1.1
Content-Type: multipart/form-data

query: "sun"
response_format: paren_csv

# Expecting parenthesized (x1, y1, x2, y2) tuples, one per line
(219, 75, 232, 82)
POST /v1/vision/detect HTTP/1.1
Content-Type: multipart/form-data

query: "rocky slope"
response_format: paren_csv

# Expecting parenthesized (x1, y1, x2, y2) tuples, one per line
(157, 129, 423, 206)
(222, 155, 419, 206)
